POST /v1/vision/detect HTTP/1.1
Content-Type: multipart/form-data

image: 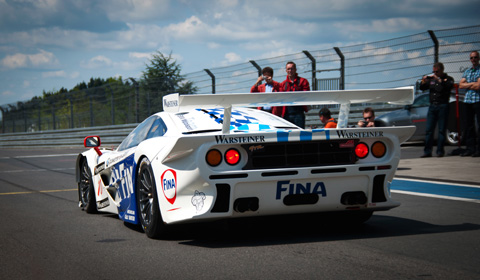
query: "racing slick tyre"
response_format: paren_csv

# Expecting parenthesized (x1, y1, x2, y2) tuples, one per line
(78, 158, 97, 214)
(136, 157, 167, 239)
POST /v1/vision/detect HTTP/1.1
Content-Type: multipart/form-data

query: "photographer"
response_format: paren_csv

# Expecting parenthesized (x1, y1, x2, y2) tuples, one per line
(419, 62, 454, 158)
(357, 107, 377, 127)
(250, 67, 281, 115)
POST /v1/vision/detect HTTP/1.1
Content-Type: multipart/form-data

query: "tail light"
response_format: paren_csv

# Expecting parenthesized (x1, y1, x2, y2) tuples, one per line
(355, 142, 369, 159)
(206, 149, 222, 166)
(371, 141, 386, 158)
(225, 148, 241, 165)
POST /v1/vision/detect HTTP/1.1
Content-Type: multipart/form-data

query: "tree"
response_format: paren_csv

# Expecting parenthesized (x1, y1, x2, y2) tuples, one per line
(141, 51, 197, 112)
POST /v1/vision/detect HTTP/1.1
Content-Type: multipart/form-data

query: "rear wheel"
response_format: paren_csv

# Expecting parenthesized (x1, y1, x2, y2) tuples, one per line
(136, 158, 167, 238)
(78, 159, 97, 213)
(446, 129, 459, 145)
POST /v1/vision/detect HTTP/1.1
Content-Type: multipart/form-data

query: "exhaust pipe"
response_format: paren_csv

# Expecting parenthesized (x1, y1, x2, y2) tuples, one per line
(234, 197, 259, 213)
(341, 191, 367, 205)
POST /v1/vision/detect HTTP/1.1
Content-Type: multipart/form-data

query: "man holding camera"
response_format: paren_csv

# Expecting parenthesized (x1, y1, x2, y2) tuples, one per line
(419, 62, 454, 158)
(251, 66, 281, 115)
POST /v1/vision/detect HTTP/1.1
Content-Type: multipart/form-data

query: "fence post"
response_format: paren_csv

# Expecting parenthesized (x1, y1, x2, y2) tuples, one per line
(128, 78, 140, 123)
(20, 103, 27, 132)
(303, 51, 317, 90)
(334, 47, 345, 90)
(106, 85, 115, 125)
(204, 69, 215, 94)
(249, 60, 262, 77)
(68, 95, 74, 129)
(1, 107, 5, 133)
(83, 89, 94, 127)
(12, 108, 15, 133)
(37, 102, 41, 131)
(51, 104, 56, 130)
(428, 30, 439, 63)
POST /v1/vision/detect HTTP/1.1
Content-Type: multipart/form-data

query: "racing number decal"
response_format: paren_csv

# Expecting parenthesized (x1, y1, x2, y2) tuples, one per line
(161, 169, 177, 204)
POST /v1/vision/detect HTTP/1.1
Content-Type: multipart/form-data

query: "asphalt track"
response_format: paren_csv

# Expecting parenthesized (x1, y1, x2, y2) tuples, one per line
(0, 144, 479, 279)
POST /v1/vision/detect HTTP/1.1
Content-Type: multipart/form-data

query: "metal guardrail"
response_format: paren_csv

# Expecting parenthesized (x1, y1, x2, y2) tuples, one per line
(0, 123, 137, 149)
(0, 104, 403, 149)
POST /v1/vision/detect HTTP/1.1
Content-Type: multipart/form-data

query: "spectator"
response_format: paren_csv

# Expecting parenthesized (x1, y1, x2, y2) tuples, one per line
(459, 51, 480, 157)
(250, 67, 281, 115)
(419, 62, 454, 158)
(319, 107, 337, 128)
(278, 61, 310, 128)
(357, 107, 377, 127)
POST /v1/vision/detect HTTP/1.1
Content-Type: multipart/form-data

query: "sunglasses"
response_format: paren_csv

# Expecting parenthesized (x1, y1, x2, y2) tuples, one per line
(471, 56, 479, 60)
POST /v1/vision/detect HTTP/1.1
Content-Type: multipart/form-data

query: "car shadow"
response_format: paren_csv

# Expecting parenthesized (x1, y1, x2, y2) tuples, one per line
(173, 213, 480, 248)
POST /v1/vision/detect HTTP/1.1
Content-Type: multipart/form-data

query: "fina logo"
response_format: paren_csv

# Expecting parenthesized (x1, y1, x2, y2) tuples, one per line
(161, 169, 177, 204)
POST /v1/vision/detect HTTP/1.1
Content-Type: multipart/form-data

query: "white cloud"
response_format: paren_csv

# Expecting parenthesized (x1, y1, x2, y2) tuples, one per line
(370, 18, 424, 33)
(1, 49, 58, 69)
(42, 70, 67, 78)
(207, 42, 221, 49)
(101, 0, 170, 22)
(70, 71, 80, 79)
(129, 52, 152, 59)
(81, 55, 113, 69)
(334, 17, 424, 36)
(1, 90, 14, 97)
(224, 52, 241, 64)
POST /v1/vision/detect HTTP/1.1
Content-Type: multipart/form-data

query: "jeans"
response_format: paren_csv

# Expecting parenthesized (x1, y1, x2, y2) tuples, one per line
(424, 103, 449, 155)
(285, 113, 305, 129)
(464, 102, 480, 153)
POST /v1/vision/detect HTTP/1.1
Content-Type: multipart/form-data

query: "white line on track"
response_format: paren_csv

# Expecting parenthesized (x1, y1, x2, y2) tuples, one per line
(394, 177, 480, 188)
(392, 190, 480, 203)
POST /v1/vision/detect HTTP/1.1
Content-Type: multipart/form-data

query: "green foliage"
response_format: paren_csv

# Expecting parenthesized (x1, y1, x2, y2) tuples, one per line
(141, 51, 197, 113)
(1, 52, 196, 132)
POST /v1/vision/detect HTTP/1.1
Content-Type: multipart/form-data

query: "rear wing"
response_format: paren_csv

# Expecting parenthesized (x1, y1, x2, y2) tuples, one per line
(163, 87, 414, 133)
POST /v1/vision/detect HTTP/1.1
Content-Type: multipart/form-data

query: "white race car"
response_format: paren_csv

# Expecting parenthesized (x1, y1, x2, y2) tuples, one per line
(76, 88, 415, 238)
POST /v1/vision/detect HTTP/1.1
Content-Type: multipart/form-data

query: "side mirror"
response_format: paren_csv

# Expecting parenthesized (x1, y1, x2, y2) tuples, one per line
(404, 105, 412, 110)
(84, 136, 102, 156)
(84, 136, 101, 147)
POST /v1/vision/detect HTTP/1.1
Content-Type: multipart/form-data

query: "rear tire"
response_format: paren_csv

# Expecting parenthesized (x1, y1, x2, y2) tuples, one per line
(136, 158, 167, 239)
(446, 129, 459, 146)
(78, 159, 97, 213)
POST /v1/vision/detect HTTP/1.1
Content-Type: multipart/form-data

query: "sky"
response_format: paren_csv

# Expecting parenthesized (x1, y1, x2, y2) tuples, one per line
(0, 0, 478, 106)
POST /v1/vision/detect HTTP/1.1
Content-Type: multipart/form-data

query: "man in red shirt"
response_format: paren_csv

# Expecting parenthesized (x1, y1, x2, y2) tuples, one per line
(279, 61, 310, 128)
(250, 67, 281, 115)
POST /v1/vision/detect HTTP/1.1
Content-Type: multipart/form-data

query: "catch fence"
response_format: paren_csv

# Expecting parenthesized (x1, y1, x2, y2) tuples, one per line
(1, 25, 479, 133)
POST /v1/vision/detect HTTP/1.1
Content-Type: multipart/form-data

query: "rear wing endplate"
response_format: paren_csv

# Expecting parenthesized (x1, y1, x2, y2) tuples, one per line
(163, 87, 414, 133)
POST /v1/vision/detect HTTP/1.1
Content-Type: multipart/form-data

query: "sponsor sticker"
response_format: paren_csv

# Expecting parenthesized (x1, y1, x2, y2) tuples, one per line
(276, 180, 327, 199)
(215, 135, 266, 144)
(336, 130, 384, 138)
(340, 140, 355, 148)
(161, 169, 177, 204)
(191, 190, 206, 213)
